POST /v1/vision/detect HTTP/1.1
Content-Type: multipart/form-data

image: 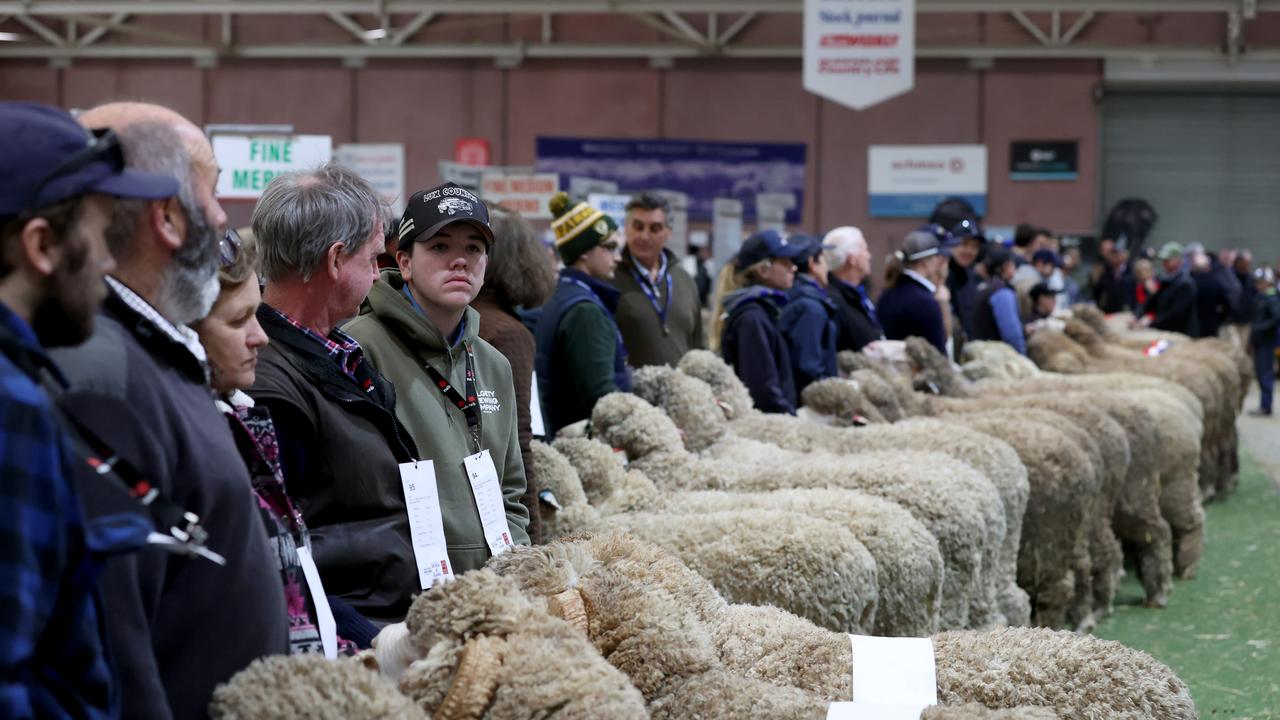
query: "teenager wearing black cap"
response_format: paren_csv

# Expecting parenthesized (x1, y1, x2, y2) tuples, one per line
(711, 229, 804, 414)
(0, 101, 179, 717)
(877, 228, 952, 356)
(535, 192, 631, 436)
(345, 182, 531, 575)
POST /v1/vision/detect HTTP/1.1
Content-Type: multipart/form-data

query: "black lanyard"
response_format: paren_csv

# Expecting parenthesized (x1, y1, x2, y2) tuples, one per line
(630, 256, 673, 335)
(424, 342, 482, 452)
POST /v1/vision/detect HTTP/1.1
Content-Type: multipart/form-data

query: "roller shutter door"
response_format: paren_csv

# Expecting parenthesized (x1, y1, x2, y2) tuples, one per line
(1101, 92, 1280, 258)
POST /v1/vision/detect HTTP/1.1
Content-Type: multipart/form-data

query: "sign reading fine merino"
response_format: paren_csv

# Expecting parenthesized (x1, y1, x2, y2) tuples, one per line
(214, 134, 332, 199)
(804, 0, 915, 111)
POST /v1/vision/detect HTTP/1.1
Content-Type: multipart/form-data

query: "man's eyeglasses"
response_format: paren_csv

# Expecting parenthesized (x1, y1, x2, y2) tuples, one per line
(219, 228, 242, 268)
(25, 128, 124, 214)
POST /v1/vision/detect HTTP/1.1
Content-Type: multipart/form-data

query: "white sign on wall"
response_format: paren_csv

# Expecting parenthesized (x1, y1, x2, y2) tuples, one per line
(868, 145, 987, 218)
(214, 135, 332, 199)
(336, 143, 406, 215)
(712, 197, 745, 264)
(586, 193, 632, 229)
(481, 174, 560, 220)
(568, 176, 620, 201)
(653, 189, 690, 257)
(803, 0, 915, 111)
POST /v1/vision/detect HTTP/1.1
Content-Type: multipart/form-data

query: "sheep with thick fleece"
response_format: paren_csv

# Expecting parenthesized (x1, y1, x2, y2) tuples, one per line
(209, 656, 427, 720)
(958, 341, 1043, 383)
(647, 357, 1028, 627)
(547, 436, 944, 636)
(530, 441, 881, 634)
(922, 705, 1059, 719)
(591, 391, 1004, 631)
(491, 533, 1197, 720)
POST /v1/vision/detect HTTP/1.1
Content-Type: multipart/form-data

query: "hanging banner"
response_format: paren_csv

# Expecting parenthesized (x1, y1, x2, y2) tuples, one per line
(803, 0, 915, 111)
(536, 137, 806, 224)
(214, 134, 332, 199)
(568, 176, 620, 201)
(480, 173, 560, 220)
(336, 143, 406, 215)
(868, 145, 987, 218)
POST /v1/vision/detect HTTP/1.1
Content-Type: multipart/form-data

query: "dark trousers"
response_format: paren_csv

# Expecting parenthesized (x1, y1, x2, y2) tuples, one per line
(1255, 343, 1276, 412)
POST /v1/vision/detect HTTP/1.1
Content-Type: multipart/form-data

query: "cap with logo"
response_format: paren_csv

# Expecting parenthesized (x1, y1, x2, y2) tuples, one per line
(897, 228, 951, 263)
(1157, 242, 1185, 261)
(735, 229, 804, 271)
(787, 233, 834, 270)
(548, 191, 617, 265)
(398, 182, 494, 252)
(0, 101, 180, 218)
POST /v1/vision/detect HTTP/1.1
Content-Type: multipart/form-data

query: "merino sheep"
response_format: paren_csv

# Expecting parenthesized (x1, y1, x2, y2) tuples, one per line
(591, 391, 1005, 631)
(209, 656, 426, 720)
(531, 441, 882, 634)
(547, 436, 944, 636)
(921, 704, 1059, 719)
(651, 356, 1027, 627)
(492, 533, 1198, 720)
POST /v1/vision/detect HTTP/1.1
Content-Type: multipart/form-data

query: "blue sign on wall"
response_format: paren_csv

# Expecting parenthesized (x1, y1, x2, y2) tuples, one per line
(535, 137, 807, 224)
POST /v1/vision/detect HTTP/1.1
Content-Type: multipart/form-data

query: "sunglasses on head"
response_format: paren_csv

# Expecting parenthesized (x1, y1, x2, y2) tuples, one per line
(219, 228, 242, 268)
(25, 127, 124, 214)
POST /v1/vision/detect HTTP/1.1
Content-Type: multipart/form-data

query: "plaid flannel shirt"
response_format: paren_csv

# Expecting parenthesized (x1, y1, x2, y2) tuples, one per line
(0, 302, 115, 719)
(265, 305, 366, 383)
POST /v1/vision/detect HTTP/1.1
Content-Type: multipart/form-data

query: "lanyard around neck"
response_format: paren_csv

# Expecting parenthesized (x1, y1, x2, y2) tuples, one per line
(423, 343, 482, 452)
(630, 255, 673, 334)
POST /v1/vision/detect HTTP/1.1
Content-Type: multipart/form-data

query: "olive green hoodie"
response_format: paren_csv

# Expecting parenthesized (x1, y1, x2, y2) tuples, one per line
(343, 270, 531, 576)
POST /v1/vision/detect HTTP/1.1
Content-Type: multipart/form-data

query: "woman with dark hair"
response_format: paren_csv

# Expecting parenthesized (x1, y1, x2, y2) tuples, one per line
(194, 229, 374, 656)
(876, 229, 952, 356)
(471, 206, 558, 543)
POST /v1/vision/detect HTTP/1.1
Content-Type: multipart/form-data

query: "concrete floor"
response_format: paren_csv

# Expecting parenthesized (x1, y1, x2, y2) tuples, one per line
(1238, 384, 1280, 493)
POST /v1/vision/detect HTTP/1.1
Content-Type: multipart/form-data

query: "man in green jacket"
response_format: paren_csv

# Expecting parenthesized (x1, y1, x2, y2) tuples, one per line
(613, 192, 705, 367)
(344, 183, 530, 574)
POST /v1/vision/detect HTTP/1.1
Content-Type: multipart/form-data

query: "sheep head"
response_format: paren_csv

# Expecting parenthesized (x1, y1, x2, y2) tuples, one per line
(632, 365, 729, 452)
(209, 655, 426, 720)
(552, 437, 658, 513)
(799, 378, 887, 425)
(677, 350, 756, 421)
(905, 336, 969, 397)
(590, 392, 686, 461)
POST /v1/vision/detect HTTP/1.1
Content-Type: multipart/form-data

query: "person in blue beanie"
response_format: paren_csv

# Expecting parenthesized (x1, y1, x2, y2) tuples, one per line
(712, 230, 804, 414)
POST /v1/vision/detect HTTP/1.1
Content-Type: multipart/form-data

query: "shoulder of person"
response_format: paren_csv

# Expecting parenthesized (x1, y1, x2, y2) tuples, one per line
(48, 312, 129, 399)
(472, 336, 514, 378)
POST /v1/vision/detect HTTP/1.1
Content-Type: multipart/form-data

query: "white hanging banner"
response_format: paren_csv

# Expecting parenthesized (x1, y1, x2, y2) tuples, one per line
(803, 0, 915, 111)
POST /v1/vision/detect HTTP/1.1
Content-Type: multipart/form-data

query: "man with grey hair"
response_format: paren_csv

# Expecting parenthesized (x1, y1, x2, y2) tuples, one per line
(823, 225, 884, 352)
(248, 162, 422, 624)
(49, 102, 287, 720)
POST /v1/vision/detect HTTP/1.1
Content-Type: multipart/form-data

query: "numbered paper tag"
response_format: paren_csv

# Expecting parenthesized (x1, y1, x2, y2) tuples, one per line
(295, 545, 338, 659)
(399, 461, 453, 589)
(837, 634, 937, 719)
(463, 449, 515, 557)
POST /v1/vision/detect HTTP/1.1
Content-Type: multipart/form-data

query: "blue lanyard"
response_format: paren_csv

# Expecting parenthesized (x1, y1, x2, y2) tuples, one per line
(630, 254, 673, 335)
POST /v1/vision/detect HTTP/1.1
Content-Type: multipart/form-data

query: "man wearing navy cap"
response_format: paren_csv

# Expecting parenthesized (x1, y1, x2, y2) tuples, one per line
(0, 101, 178, 718)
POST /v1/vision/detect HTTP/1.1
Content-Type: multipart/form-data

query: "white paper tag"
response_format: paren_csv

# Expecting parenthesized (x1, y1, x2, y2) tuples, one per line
(826, 700, 932, 720)
(529, 370, 546, 437)
(295, 545, 338, 659)
(399, 461, 454, 589)
(463, 449, 515, 556)
(847, 634, 938, 716)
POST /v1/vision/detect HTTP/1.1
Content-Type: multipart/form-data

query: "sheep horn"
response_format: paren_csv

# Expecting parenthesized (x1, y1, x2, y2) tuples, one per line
(433, 635, 506, 720)
(545, 587, 589, 634)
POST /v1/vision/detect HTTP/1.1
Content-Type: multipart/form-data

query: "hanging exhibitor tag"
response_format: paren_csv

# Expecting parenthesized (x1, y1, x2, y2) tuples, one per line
(463, 450, 515, 556)
(295, 545, 338, 659)
(803, 0, 915, 111)
(399, 461, 454, 589)
(831, 634, 937, 718)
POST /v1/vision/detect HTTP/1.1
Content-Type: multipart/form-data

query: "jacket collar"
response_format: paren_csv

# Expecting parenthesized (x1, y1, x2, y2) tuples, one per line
(790, 273, 832, 303)
(361, 269, 480, 359)
(258, 303, 383, 404)
(102, 280, 209, 385)
(623, 247, 673, 284)
(724, 284, 787, 315)
(0, 301, 66, 387)
(902, 269, 937, 294)
(560, 268, 621, 313)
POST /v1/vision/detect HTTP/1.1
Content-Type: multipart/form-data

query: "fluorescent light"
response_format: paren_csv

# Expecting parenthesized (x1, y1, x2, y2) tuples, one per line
(0, 31, 24, 42)
(360, 28, 387, 40)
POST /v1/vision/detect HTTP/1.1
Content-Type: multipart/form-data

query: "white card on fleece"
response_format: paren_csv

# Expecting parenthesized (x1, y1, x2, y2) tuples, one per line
(295, 545, 338, 659)
(826, 700, 934, 720)
(850, 634, 938, 706)
(399, 461, 454, 589)
(529, 370, 546, 437)
(463, 449, 515, 556)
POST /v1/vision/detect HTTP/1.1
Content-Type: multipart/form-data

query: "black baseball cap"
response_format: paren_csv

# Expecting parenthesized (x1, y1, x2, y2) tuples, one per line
(735, 229, 805, 271)
(397, 182, 494, 252)
(0, 101, 179, 218)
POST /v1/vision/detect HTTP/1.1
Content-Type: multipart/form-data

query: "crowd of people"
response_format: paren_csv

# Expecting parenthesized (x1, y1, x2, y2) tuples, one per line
(3, 96, 1279, 719)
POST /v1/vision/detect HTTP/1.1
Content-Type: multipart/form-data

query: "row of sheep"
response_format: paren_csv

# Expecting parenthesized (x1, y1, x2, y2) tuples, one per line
(211, 532, 1197, 720)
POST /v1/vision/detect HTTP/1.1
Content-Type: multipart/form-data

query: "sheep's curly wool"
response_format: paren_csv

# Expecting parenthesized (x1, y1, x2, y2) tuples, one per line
(209, 656, 426, 720)
(551, 433, 944, 636)
(922, 704, 1060, 720)
(398, 569, 649, 719)
(592, 391, 1005, 631)
(639, 359, 1024, 628)
(959, 341, 1043, 383)
(532, 440, 882, 634)
(494, 533, 1197, 720)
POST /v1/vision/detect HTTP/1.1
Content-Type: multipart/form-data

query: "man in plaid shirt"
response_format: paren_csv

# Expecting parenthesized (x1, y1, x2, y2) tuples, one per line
(0, 102, 178, 718)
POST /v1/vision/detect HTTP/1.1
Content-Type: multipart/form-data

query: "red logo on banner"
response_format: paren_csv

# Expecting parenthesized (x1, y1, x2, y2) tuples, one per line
(455, 138, 491, 167)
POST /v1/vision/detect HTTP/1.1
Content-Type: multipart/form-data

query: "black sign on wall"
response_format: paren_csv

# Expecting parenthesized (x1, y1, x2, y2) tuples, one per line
(1010, 140, 1078, 181)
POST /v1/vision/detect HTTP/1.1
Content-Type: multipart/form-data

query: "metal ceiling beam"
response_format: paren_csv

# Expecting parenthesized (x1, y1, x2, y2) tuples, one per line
(4, 1, 1280, 14)
(2, 41, 1277, 62)
(78, 11, 128, 46)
